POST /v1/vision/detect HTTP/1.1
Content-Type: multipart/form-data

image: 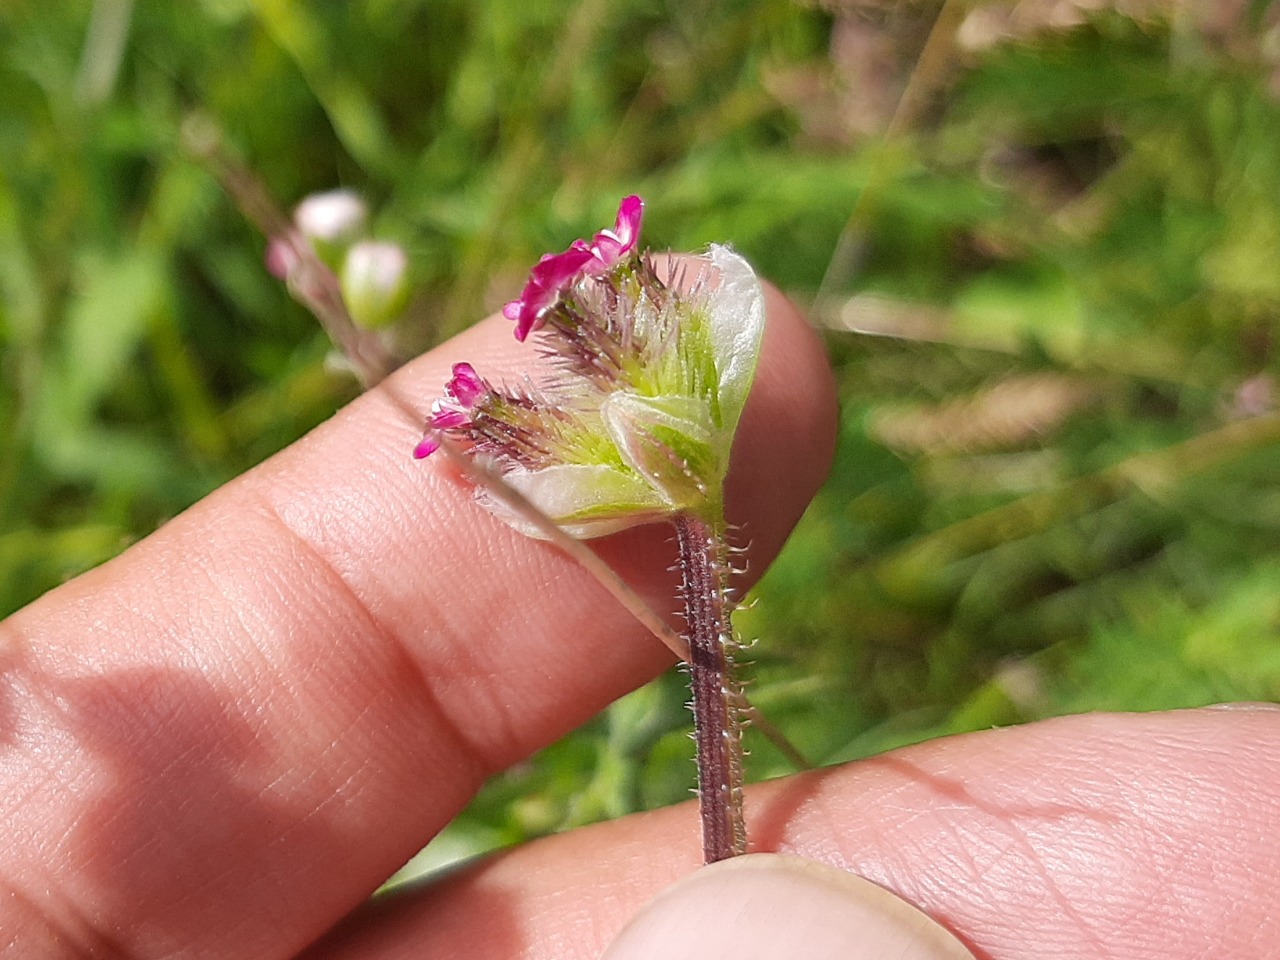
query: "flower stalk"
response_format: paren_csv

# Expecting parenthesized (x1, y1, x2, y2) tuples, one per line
(675, 512, 747, 862)
(180, 114, 399, 388)
(204, 160, 810, 853)
(413, 196, 768, 862)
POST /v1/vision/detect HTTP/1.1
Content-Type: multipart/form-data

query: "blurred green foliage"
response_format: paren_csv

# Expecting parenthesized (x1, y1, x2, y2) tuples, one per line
(3, 0, 1279, 875)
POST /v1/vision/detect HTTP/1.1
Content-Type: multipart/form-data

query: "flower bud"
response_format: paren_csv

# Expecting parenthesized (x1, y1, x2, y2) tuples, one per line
(264, 232, 302, 280)
(340, 240, 410, 330)
(293, 189, 368, 266)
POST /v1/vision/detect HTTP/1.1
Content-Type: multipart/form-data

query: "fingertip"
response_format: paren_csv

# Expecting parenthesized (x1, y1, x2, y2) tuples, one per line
(602, 854, 974, 960)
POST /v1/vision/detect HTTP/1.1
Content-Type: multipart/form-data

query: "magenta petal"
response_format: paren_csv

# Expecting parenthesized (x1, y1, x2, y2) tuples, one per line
(413, 432, 442, 459)
(613, 195, 644, 253)
(429, 407, 469, 429)
(505, 200, 644, 342)
(448, 362, 485, 406)
(512, 313, 536, 342)
(512, 298, 544, 342)
(586, 237, 620, 270)
(530, 245, 594, 289)
(588, 195, 644, 268)
(512, 245, 594, 341)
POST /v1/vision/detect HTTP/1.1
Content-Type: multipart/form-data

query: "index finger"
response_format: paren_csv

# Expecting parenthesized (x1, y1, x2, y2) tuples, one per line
(0, 283, 836, 959)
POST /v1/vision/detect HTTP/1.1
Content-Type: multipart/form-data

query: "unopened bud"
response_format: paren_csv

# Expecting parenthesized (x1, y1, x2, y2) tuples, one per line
(340, 240, 410, 329)
(293, 189, 368, 265)
(265, 232, 302, 280)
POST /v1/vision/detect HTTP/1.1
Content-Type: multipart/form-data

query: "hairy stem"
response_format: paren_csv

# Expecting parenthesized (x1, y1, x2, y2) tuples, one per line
(433, 435, 813, 771)
(674, 512, 746, 863)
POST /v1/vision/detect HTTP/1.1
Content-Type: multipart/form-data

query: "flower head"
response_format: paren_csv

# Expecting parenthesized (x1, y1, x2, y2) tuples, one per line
(417, 196, 765, 540)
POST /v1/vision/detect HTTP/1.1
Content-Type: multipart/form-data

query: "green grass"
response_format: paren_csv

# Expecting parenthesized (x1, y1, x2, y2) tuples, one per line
(4, 0, 1279, 871)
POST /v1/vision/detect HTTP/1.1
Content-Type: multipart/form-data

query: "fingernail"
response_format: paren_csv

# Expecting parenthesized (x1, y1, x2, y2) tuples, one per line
(601, 854, 975, 960)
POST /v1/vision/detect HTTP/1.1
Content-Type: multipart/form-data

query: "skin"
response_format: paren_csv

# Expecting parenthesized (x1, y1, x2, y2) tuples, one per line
(1, 284, 1276, 959)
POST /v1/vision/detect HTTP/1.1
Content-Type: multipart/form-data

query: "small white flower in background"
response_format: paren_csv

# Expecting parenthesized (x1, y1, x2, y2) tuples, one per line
(293, 189, 368, 257)
(341, 240, 411, 330)
(266, 189, 370, 280)
(265, 189, 413, 332)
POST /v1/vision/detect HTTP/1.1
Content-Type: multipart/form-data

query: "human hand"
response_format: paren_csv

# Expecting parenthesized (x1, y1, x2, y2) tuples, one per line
(3, 283, 1276, 959)
(0, 280, 831, 957)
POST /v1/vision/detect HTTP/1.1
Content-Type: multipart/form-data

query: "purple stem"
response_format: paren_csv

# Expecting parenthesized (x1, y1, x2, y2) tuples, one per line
(674, 513, 746, 863)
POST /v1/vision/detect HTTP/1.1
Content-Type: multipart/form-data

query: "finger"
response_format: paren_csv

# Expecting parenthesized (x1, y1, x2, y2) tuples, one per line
(300, 707, 1280, 960)
(601, 855, 976, 960)
(0, 281, 837, 959)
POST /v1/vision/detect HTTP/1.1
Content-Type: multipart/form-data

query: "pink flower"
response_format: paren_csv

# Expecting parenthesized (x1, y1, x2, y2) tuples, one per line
(503, 196, 646, 342)
(585, 194, 644, 270)
(414, 363, 492, 459)
(445, 361, 485, 406)
(503, 245, 595, 342)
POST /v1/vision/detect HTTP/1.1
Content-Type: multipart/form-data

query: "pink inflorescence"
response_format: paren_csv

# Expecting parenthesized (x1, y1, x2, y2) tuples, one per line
(414, 196, 648, 461)
(502, 196, 644, 342)
(413, 362, 492, 459)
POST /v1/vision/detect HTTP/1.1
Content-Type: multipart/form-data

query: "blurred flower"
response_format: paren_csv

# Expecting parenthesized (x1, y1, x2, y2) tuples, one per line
(294, 189, 368, 248)
(1228, 374, 1276, 420)
(264, 231, 302, 280)
(340, 240, 410, 330)
(265, 189, 370, 281)
(417, 196, 765, 539)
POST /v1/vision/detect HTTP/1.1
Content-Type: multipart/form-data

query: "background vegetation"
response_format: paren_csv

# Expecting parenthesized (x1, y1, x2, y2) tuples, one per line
(3, 0, 1279, 874)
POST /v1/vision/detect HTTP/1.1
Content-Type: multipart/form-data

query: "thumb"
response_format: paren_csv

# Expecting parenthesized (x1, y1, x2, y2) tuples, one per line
(601, 854, 975, 960)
